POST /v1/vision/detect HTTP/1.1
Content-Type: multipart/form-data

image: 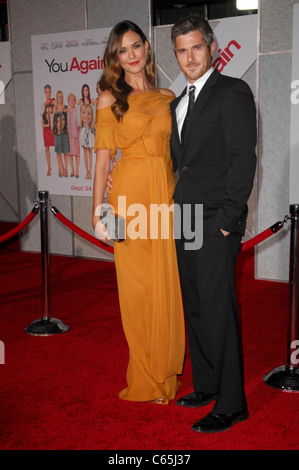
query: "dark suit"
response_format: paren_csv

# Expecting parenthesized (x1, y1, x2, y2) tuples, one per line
(170, 69, 257, 414)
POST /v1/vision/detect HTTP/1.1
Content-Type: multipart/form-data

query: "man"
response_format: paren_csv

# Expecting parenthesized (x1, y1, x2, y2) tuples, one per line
(170, 14, 257, 433)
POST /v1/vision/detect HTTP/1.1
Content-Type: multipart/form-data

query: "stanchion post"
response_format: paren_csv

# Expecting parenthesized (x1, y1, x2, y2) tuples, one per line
(41, 190, 50, 322)
(263, 204, 299, 391)
(287, 204, 299, 370)
(25, 191, 69, 336)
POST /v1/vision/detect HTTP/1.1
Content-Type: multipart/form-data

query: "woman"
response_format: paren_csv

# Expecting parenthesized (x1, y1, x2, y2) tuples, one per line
(41, 84, 55, 176)
(92, 20, 185, 404)
(53, 90, 70, 177)
(79, 102, 95, 179)
(67, 93, 80, 178)
(77, 85, 96, 179)
(41, 102, 54, 176)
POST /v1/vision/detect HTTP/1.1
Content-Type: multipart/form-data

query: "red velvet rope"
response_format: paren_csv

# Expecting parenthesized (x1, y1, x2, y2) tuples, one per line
(240, 222, 284, 252)
(52, 209, 115, 254)
(0, 207, 39, 243)
(53, 207, 283, 255)
(0, 200, 285, 255)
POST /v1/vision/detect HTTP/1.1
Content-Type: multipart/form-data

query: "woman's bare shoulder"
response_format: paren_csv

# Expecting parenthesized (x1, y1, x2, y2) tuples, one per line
(97, 90, 115, 110)
(157, 87, 175, 97)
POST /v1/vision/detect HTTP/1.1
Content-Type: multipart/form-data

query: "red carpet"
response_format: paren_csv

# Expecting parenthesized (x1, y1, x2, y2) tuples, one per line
(0, 226, 298, 451)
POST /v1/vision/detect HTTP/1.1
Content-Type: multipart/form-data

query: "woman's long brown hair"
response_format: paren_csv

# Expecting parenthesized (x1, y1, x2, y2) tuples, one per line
(100, 20, 155, 122)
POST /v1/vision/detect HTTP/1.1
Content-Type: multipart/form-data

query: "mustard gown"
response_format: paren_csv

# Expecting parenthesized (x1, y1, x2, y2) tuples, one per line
(94, 92, 185, 403)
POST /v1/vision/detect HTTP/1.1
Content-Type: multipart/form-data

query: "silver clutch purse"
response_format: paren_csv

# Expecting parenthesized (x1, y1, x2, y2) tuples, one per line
(100, 207, 125, 242)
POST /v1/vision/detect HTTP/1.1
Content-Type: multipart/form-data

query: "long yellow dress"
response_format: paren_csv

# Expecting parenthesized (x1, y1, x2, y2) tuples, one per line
(94, 92, 185, 403)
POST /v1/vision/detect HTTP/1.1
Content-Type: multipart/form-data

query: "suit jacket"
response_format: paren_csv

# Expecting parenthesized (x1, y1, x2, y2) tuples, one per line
(170, 69, 257, 240)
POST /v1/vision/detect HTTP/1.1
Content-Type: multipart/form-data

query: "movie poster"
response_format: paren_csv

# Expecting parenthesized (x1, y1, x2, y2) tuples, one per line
(31, 27, 111, 197)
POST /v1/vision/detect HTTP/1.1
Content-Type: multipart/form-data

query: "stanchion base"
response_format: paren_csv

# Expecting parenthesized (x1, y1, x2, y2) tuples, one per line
(263, 365, 299, 392)
(25, 318, 69, 336)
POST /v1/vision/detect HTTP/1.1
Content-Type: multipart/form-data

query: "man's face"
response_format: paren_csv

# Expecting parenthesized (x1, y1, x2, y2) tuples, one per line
(175, 30, 215, 83)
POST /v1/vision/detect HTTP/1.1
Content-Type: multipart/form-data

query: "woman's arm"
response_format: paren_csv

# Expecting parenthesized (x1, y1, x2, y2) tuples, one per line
(92, 89, 116, 239)
(92, 148, 111, 240)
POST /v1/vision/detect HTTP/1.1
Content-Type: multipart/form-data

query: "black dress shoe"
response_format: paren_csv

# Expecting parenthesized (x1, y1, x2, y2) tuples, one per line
(191, 410, 249, 433)
(176, 392, 216, 408)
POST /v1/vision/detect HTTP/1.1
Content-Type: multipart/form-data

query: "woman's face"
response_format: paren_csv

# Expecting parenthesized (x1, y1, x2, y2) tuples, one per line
(45, 87, 51, 100)
(118, 30, 148, 76)
(68, 96, 76, 107)
(83, 86, 89, 97)
(57, 92, 63, 104)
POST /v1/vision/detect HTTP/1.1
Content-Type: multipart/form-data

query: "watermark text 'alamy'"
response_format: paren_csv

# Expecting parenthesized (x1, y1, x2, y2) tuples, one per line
(95, 196, 203, 251)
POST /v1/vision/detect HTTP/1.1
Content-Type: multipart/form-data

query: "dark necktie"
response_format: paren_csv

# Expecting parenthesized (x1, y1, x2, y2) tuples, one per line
(180, 85, 196, 144)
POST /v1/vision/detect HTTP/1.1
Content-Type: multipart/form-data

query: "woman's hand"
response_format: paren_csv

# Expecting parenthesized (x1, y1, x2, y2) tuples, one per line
(93, 214, 111, 241)
(106, 173, 113, 194)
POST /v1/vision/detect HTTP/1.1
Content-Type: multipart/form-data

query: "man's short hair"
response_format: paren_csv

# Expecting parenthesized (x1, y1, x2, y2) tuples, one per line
(171, 13, 214, 51)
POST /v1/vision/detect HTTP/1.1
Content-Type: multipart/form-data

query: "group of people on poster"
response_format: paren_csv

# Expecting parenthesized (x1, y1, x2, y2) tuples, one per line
(41, 83, 100, 180)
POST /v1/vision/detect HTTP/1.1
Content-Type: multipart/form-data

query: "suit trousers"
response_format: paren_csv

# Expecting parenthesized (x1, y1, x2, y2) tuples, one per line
(175, 229, 247, 414)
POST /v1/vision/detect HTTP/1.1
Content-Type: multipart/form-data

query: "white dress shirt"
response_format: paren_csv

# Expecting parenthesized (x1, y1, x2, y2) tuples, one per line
(176, 67, 214, 141)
